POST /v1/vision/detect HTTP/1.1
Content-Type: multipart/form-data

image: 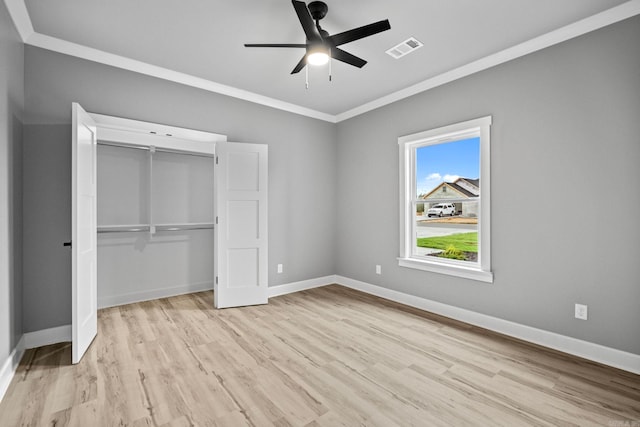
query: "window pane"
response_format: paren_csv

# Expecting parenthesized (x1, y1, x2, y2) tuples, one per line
(414, 136, 480, 263)
(416, 137, 480, 198)
(415, 201, 479, 262)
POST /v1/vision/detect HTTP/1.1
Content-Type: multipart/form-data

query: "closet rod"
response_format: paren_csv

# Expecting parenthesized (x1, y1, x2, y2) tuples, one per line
(156, 224, 214, 232)
(97, 225, 150, 234)
(97, 140, 215, 158)
(97, 223, 214, 234)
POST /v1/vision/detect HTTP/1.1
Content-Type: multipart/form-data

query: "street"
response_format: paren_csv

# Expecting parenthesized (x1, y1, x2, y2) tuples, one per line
(416, 220, 476, 238)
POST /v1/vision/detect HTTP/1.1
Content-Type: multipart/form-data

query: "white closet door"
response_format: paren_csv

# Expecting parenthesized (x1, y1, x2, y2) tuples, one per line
(214, 142, 268, 308)
(72, 103, 98, 363)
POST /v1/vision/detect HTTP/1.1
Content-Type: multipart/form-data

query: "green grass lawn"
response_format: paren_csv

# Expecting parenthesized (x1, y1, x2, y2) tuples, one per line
(417, 232, 478, 252)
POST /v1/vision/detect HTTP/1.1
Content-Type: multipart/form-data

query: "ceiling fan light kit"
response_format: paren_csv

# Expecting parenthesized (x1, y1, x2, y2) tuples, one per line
(244, 0, 391, 87)
(307, 50, 329, 66)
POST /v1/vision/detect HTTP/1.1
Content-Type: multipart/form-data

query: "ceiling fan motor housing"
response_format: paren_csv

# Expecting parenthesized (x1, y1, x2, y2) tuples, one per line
(308, 1, 328, 21)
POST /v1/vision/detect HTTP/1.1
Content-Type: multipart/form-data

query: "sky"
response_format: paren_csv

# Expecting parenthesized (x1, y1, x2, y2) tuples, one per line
(416, 136, 479, 196)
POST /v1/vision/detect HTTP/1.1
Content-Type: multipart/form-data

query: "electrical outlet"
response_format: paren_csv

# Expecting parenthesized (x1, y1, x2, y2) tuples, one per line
(575, 303, 588, 320)
(277, 264, 283, 274)
(376, 265, 382, 275)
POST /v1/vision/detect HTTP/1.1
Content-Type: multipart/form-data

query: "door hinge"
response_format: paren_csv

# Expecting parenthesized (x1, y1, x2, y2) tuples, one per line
(216, 156, 218, 165)
(215, 276, 218, 284)
(216, 216, 218, 224)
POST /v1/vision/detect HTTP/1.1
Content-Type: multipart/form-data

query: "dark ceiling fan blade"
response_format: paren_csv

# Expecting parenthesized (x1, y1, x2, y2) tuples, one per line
(292, 0, 321, 42)
(244, 43, 308, 48)
(328, 19, 391, 46)
(290, 55, 307, 74)
(331, 47, 367, 68)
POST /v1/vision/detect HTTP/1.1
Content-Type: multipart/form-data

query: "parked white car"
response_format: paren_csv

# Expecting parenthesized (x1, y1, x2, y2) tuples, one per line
(426, 203, 456, 217)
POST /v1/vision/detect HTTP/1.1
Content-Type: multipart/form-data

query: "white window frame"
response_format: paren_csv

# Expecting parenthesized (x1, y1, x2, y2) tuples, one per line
(398, 116, 493, 283)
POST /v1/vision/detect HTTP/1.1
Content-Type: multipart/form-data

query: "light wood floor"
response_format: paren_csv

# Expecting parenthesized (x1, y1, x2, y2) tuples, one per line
(1, 285, 639, 426)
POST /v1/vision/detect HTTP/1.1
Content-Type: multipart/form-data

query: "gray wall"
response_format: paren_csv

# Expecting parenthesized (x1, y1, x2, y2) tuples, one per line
(0, 2, 24, 364)
(336, 16, 640, 355)
(23, 46, 337, 332)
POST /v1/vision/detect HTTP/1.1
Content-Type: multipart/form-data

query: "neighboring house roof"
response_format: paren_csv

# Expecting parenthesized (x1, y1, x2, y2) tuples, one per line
(462, 178, 479, 188)
(451, 177, 479, 197)
(421, 177, 479, 199)
(447, 182, 476, 197)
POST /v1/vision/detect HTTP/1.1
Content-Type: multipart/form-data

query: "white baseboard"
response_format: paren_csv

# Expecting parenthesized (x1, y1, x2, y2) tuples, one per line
(335, 275, 640, 375)
(23, 324, 71, 349)
(1, 326, 71, 403)
(0, 336, 25, 403)
(268, 275, 337, 298)
(98, 281, 214, 309)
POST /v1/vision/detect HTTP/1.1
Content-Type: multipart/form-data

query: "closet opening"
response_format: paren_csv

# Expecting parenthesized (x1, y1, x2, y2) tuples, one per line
(96, 139, 216, 308)
(72, 104, 268, 363)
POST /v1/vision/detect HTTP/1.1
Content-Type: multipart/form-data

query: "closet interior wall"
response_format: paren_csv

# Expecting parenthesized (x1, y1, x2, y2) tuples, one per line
(96, 142, 215, 308)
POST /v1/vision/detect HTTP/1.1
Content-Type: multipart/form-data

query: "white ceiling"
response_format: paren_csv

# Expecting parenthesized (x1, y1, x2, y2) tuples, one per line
(7, 0, 639, 121)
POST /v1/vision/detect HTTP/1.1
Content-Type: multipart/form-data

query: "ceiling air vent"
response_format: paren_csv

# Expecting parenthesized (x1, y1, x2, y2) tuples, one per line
(385, 37, 423, 59)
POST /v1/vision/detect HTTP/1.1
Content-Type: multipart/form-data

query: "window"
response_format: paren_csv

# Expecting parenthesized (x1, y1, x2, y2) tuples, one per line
(398, 116, 493, 282)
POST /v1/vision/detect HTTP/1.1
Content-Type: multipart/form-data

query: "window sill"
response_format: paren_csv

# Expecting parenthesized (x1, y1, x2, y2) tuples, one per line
(398, 257, 493, 283)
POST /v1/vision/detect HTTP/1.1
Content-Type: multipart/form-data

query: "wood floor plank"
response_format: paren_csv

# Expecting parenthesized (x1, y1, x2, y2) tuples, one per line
(1, 284, 638, 426)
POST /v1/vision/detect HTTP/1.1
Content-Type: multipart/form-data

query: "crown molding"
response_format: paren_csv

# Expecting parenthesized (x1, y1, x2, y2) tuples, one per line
(24, 32, 337, 123)
(3, 0, 33, 42)
(6, 0, 640, 123)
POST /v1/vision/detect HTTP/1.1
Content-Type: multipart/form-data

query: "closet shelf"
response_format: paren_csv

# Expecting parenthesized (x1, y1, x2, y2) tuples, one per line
(97, 223, 214, 234)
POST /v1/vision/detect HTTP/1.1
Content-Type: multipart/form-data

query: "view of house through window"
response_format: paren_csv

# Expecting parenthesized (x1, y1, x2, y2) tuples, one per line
(415, 137, 480, 263)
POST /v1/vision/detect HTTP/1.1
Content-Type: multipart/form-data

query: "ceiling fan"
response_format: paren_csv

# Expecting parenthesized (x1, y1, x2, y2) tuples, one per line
(244, 0, 391, 75)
